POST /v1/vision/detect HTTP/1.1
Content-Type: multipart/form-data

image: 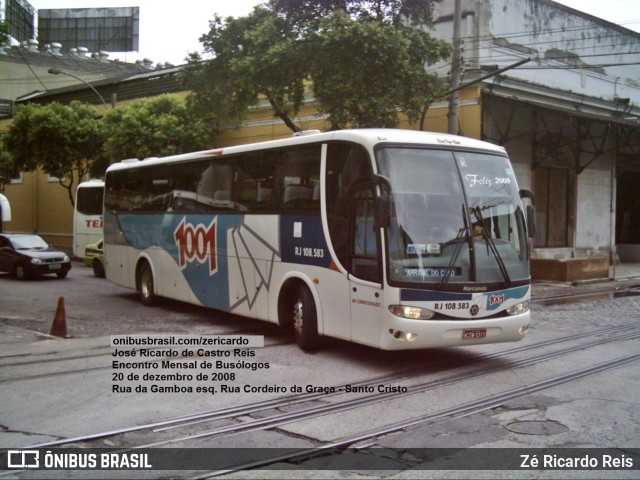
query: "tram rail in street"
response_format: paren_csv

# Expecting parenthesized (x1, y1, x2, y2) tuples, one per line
(22, 319, 640, 451)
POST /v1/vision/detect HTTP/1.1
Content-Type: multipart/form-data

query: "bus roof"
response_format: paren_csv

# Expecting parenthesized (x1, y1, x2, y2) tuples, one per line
(77, 179, 105, 187)
(106, 129, 507, 173)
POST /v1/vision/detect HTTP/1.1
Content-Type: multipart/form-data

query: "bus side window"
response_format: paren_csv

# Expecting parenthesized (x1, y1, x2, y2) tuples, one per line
(197, 162, 233, 210)
(232, 154, 275, 212)
(276, 146, 321, 212)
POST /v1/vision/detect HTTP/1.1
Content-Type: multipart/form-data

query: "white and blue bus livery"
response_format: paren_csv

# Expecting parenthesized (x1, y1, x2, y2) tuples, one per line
(104, 129, 534, 351)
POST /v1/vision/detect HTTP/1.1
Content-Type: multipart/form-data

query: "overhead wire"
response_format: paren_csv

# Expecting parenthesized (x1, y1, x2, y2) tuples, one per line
(1, 10, 638, 86)
(427, 14, 640, 76)
(458, 17, 640, 44)
(455, 16, 640, 68)
(422, 10, 640, 73)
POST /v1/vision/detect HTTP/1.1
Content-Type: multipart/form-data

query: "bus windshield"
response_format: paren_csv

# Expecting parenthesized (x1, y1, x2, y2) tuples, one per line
(377, 147, 529, 286)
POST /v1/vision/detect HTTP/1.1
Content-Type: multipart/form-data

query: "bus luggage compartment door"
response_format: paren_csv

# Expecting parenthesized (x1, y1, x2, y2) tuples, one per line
(349, 278, 382, 347)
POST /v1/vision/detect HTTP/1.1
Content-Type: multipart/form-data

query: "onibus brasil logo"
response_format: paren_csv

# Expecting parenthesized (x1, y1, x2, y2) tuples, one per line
(174, 217, 217, 275)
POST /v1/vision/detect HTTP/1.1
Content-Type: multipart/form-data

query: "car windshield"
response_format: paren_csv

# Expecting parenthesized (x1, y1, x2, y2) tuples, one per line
(10, 236, 49, 250)
(376, 147, 530, 286)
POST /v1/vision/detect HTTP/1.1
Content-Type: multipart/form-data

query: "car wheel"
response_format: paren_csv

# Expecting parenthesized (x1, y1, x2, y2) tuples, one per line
(56, 271, 68, 278)
(93, 259, 105, 278)
(15, 263, 28, 280)
(138, 261, 157, 306)
(292, 284, 320, 352)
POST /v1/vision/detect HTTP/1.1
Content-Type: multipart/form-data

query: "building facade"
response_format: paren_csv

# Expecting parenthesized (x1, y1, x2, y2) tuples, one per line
(427, 0, 640, 264)
(1, 0, 639, 270)
(0, 46, 184, 250)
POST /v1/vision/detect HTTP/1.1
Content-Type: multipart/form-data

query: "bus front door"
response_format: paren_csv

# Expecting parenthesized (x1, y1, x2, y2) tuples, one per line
(349, 191, 382, 346)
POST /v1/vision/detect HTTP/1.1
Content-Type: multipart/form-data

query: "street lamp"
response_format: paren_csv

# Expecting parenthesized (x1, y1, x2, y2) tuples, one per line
(48, 68, 110, 110)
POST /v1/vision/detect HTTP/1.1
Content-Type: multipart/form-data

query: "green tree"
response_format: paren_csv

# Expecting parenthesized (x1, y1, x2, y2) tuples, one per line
(271, 0, 435, 31)
(183, 0, 449, 131)
(182, 5, 306, 132)
(0, 139, 21, 193)
(98, 95, 217, 172)
(310, 10, 449, 129)
(3, 101, 104, 206)
(0, 21, 9, 47)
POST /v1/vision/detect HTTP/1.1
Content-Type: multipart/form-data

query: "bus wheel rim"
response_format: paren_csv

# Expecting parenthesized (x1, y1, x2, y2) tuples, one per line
(293, 298, 303, 334)
(141, 271, 152, 298)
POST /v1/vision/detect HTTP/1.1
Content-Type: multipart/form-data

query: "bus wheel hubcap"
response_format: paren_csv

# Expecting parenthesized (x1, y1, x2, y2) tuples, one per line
(142, 273, 151, 297)
(293, 299, 303, 334)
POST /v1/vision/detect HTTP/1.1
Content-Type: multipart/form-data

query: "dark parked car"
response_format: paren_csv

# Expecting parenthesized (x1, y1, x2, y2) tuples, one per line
(0, 234, 71, 280)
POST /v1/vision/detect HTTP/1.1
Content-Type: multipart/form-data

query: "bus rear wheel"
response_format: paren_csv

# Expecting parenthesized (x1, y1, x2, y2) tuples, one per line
(138, 262, 157, 306)
(292, 285, 319, 352)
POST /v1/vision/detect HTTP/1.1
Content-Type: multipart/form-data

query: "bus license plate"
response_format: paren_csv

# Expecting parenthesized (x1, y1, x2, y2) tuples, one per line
(462, 328, 486, 339)
(49, 264, 61, 270)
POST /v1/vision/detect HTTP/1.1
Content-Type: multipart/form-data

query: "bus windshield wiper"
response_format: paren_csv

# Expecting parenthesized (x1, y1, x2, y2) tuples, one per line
(469, 205, 511, 285)
(439, 204, 470, 287)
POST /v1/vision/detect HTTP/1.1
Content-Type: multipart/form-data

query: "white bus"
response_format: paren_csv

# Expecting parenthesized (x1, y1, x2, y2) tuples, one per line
(73, 179, 104, 257)
(0, 193, 11, 232)
(104, 129, 534, 351)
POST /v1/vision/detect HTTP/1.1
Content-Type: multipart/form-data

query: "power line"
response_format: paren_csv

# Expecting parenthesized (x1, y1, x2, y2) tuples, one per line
(467, 50, 640, 65)
(517, 61, 640, 69)
(473, 35, 640, 54)
(459, 18, 640, 44)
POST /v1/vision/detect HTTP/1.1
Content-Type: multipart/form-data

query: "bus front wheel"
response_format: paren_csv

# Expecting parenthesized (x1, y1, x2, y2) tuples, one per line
(138, 262, 157, 306)
(292, 285, 319, 352)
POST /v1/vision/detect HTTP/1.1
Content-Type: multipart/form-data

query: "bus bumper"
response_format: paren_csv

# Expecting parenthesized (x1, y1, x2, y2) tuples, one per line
(378, 311, 530, 350)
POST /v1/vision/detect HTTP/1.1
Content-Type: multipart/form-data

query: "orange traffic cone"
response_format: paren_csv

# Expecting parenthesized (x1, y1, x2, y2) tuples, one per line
(50, 296, 70, 338)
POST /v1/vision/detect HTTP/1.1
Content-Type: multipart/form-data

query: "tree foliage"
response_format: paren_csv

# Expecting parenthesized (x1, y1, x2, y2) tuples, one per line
(310, 10, 449, 129)
(182, 5, 306, 132)
(182, 0, 449, 131)
(271, 0, 434, 30)
(0, 21, 9, 46)
(98, 95, 217, 173)
(3, 101, 103, 206)
(2, 96, 217, 204)
(0, 139, 20, 193)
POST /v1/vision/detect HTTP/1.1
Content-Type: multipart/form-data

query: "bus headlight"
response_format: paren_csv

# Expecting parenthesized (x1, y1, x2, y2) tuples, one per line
(389, 305, 435, 320)
(506, 301, 529, 316)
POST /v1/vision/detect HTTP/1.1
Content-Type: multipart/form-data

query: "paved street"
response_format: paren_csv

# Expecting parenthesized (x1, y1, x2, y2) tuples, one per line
(1, 261, 639, 479)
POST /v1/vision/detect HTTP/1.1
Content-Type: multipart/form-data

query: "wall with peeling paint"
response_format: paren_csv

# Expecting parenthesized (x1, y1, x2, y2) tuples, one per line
(430, 0, 640, 106)
(429, 0, 640, 256)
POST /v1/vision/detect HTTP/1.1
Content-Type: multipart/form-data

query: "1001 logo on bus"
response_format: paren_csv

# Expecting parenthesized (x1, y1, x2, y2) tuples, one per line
(174, 217, 217, 275)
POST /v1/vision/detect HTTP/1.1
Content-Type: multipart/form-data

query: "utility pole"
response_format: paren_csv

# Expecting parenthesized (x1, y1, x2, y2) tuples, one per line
(447, 0, 462, 135)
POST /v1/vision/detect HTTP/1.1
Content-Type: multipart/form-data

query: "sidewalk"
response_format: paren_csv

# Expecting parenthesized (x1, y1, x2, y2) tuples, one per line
(531, 262, 640, 301)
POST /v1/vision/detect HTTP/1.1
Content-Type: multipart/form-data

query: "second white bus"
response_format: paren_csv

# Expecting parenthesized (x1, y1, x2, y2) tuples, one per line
(73, 179, 104, 258)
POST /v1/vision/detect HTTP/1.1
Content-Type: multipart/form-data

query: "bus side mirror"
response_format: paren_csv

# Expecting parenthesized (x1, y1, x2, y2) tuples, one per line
(519, 189, 536, 238)
(519, 189, 535, 203)
(375, 192, 391, 229)
(372, 174, 392, 229)
(526, 205, 536, 238)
